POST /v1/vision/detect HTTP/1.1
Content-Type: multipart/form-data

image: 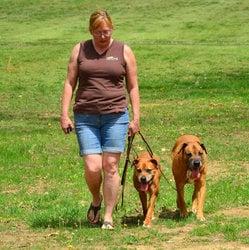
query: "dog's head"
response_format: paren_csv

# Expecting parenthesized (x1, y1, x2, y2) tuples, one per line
(178, 142, 207, 180)
(133, 156, 159, 192)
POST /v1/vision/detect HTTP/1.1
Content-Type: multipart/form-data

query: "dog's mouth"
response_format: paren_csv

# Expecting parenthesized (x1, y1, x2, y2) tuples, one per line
(138, 175, 153, 192)
(187, 169, 201, 181)
(139, 182, 149, 192)
(191, 169, 200, 180)
(188, 159, 202, 180)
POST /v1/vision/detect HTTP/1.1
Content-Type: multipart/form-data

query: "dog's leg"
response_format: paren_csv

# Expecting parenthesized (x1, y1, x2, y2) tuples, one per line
(194, 180, 206, 221)
(176, 183, 188, 218)
(139, 191, 147, 218)
(143, 193, 157, 227)
(192, 186, 198, 214)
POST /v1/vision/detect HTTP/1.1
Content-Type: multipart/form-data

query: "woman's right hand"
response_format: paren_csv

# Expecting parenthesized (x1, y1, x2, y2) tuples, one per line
(60, 43, 80, 134)
(60, 115, 74, 134)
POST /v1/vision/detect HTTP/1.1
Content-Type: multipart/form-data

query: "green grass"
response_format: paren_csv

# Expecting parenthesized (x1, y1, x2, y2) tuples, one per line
(191, 216, 249, 244)
(1, 0, 249, 248)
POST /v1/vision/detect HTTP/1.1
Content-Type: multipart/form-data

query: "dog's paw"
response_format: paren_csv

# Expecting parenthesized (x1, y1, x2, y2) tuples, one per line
(197, 214, 206, 221)
(179, 211, 188, 218)
(143, 222, 151, 228)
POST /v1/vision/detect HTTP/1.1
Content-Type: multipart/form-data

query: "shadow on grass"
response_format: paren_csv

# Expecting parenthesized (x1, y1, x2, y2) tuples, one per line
(121, 214, 144, 227)
(30, 216, 103, 229)
(159, 206, 196, 222)
(29, 207, 103, 229)
(158, 207, 181, 221)
(121, 207, 187, 227)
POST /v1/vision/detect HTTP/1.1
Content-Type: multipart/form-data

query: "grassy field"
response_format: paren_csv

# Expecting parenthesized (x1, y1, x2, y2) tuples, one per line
(1, 0, 249, 249)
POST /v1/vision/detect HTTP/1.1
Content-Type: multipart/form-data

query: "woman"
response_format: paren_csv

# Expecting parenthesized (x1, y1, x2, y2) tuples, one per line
(60, 10, 140, 229)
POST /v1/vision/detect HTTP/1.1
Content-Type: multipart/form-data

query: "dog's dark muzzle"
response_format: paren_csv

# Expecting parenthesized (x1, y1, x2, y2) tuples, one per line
(189, 158, 202, 171)
(193, 160, 201, 169)
(140, 176, 148, 184)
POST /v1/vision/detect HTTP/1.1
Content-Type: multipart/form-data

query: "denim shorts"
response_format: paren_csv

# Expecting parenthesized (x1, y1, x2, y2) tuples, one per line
(74, 110, 129, 156)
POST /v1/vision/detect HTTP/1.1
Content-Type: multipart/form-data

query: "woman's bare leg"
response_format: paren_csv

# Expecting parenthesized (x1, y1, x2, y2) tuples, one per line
(102, 152, 121, 224)
(83, 154, 103, 223)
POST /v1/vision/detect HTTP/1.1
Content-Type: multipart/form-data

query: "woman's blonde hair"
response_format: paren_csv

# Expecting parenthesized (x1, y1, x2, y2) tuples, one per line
(89, 10, 113, 32)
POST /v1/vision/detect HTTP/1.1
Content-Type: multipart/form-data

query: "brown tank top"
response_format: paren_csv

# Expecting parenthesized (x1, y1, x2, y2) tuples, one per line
(73, 40, 127, 114)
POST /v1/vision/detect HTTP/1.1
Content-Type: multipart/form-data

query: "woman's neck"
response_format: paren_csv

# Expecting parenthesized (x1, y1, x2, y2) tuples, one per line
(92, 38, 113, 54)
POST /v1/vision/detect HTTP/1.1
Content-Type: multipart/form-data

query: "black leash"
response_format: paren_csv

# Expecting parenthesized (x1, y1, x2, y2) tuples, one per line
(120, 131, 154, 207)
(120, 131, 176, 208)
(138, 131, 153, 157)
(120, 134, 135, 207)
(138, 131, 176, 190)
(158, 164, 177, 191)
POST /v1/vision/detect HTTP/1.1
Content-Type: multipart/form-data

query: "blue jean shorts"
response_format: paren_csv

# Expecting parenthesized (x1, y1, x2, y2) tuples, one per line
(74, 110, 129, 156)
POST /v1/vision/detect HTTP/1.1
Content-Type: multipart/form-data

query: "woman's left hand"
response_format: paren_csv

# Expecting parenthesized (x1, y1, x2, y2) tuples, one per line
(128, 120, 140, 136)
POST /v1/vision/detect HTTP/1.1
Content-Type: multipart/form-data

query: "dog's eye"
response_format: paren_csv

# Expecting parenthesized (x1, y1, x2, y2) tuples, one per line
(186, 153, 192, 157)
(146, 169, 152, 173)
(199, 152, 203, 155)
(137, 169, 142, 173)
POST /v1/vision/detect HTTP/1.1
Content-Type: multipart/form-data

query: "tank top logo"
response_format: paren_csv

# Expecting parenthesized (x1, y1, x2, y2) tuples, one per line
(106, 56, 119, 61)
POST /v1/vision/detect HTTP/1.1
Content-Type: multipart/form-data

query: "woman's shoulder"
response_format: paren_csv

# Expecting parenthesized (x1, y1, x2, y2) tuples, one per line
(123, 43, 133, 55)
(70, 43, 81, 57)
(114, 40, 132, 53)
(113, 39, 126, 47)
(71, 40, 89, 56)
(123, 43, 136, 63)
(73, 40, 91, 50)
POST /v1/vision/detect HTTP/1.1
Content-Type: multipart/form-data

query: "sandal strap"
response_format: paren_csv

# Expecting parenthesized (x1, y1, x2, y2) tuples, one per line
(87, 202, 101, 224)
(89, 203, 101, 215)
(101, 221, 114, 230)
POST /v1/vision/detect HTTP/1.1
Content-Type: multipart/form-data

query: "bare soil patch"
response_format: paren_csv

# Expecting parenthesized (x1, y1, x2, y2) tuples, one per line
(207, 160, 229, 181)
(220, 207, 249, 218)
(0, 221, 59, 249)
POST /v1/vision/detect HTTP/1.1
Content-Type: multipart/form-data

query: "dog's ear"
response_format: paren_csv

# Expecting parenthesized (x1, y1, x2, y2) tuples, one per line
(150, 158, 158, 165)
(200, 143, 208, 154)
(178, 143, 188, 154)
(132, 158, 139, 166)
(150, 158, 158, 168)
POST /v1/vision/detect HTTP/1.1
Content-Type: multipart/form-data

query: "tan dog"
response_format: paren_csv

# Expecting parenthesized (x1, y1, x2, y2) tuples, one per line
(172, 135, 208, 221)
(133, 152, 161, 227)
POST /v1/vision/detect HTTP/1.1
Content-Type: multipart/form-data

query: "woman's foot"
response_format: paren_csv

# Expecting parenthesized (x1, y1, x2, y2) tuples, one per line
(101, 221, 114, 230)
(87, 195, 102, 224)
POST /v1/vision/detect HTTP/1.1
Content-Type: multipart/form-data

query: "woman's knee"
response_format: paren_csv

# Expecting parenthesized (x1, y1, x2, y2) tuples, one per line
(83, 155, 102, 173)
(103, 161, 118, 176)
(102, 153, 120, 175)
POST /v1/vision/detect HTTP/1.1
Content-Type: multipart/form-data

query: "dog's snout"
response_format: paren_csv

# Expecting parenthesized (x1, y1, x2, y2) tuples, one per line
(140, 176, 147, 183)
(193, 160, 200, 168)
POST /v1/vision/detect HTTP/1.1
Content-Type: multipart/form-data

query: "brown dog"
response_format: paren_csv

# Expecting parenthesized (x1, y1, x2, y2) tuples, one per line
(172, 135, 208, 221)
(133, 152, 161, 227)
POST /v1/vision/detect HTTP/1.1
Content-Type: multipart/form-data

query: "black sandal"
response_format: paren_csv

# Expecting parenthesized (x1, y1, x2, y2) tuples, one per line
(87, 203, 101, 224)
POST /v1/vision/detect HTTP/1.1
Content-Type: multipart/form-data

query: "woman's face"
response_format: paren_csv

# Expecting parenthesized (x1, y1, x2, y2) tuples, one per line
(91, 22, 112, 48)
